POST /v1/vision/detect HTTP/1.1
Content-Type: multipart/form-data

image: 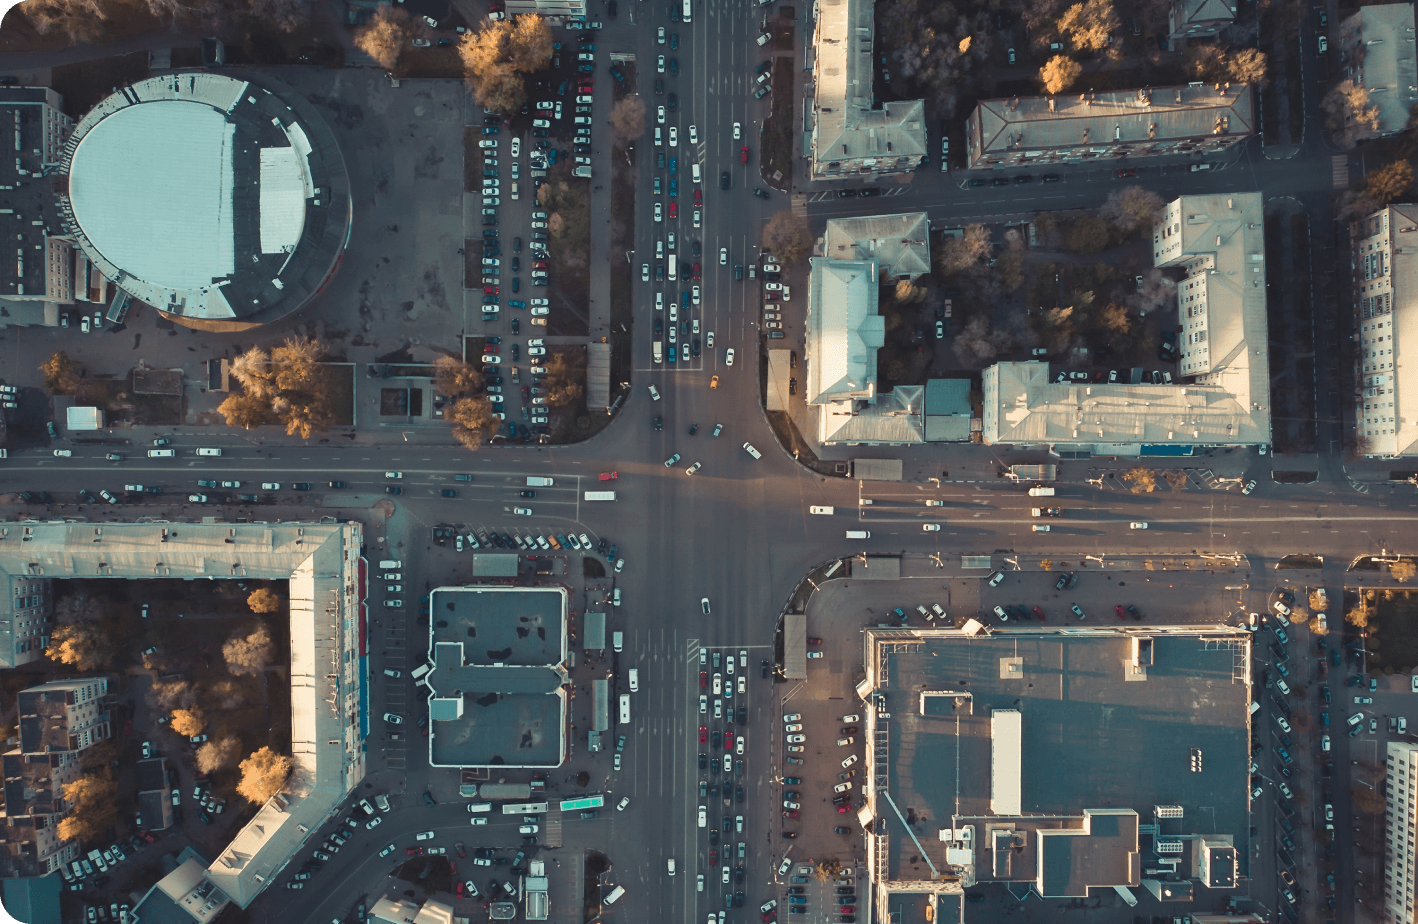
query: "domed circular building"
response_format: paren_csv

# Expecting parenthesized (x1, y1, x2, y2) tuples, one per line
(58, 72, 350, 331)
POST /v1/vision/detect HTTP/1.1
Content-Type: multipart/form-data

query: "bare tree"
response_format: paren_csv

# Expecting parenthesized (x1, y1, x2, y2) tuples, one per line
(762, 211, 811, 264)
(223, 624, 274, 676)
(1323, 80, 1383, 149)
(448, 397, 499, 449)
(935, 225, 990, 275)
(1100, 186, 1165, 234)
(196, 737, 241, 774)
(1367, 161, 1415, 206)
(237, 747, 294, 804)
(1039, 55, 1081, 95)
(433, 355, 484, 398)
(611, 97, 647, 146)
(459, 16, 553, 115)
(249, 0, 311, 31)
(1228, 48, 1269, 87)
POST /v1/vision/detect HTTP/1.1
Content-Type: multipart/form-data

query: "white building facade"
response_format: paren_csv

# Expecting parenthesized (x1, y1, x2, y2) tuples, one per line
(1386, 741, 1418, 922)
(1351, 204, 1418, 456)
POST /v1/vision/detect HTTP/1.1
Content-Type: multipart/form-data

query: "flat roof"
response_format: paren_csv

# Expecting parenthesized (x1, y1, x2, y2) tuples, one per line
(424, 586, 568, 768)
(863, 628, 1251, 891)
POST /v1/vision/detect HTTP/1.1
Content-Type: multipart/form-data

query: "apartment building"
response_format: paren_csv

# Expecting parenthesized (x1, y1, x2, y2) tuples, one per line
(1338, 4, 1418, 139)
(1350, 204, 1418, 456)
(965, 84, 1254, 170)
(0, 87, 77, 327)
(0, 677, 111, 878)
(1385, 741, 1418, 922)
(809, 0, 926, 181)
(1168, 0, 1236, 42)
(0, 575, 55, 668)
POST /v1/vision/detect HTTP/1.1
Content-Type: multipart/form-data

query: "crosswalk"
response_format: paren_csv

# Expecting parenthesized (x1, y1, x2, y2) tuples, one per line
(801, 186, 912, 204)
(1332, 156, 1348, 189)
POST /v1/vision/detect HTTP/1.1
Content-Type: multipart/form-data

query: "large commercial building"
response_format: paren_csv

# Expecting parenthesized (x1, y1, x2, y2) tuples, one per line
(422, 586, 570, 769)
(1385, 741, 1418, 922)
(822, 213, 931, 280)
(855, 622, 1253, 919)
(983, 192, 1271, 454)
(1348, 204, 1418, 456)
(1338, 4, 1418, 139)
(0, 519, 368, 915)
(964, 85, 1254, 170)
(502, 0, 587, 17)
(56, 72, 350, 332)
(0, 87, 77, 328)
(0, 678, 111, 879)
(808, 0, 926, 182)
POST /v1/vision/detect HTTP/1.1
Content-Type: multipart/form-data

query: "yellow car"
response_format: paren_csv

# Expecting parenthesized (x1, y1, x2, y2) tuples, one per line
(710, 376, 719, 389)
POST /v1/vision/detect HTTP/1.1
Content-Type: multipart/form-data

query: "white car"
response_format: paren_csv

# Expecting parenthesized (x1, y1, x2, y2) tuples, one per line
(658, 25, 666, 42)
(618, 796, 631, 811)
(707, 331, 715, 347)
(366, 816, 383, 830)
(720, 247, 728, 265)
(923, 524, 940, 532)
(383, 713, 403, 724)
(688, 125, 699, 144)
(1129, 521, 1148, 529)
(692, 285, 701, 305)
(53, 449, 72, 457)
(642, 263, 650, 281)
(787, 734, 806, 743)
(657, 54, 666, 73)
(415, 831, 435, 841)
(513, 507, 534, 516)
(785, 724, 802, 732)
(655, 203, 663, 222)
(725, 348, 735, 366)
(511, 137, 521, 157)
(700, 694, 708, 713)
(733, 121, 741, 139)
(669, 126, 678, 147)
(261, 482, 281, 490)
(784, 713, 801, 722)
(765, 282, 782, 291)
(698, 805, 707, 827)
(657, 105, 666, 124)
(693, 210, 701, 228)
(385, 471, 403, 479)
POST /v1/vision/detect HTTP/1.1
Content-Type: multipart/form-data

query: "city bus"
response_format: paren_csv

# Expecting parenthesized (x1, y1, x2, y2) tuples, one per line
(501, 802, 551, 815)
(559, 794, 606, 811)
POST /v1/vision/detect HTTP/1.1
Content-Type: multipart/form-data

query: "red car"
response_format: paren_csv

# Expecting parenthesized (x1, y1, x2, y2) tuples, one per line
(765, 293, 781, 302)
(456, 882, 465, 897)
(699, 725, 708, 743)
(693, 189, 703, 206)
(782, 810, 799, 819)
(709, 850, 718, 866)
(483, 344, 499, 353)
(483, 286, 499, 295)
(141, 830, 157, 843)
(693, 262, 702, 279)
(837, 805, 851, 813)
(599, 471, 618, 480)
(840, 908, 855, 914)
(1032, 606, 1045, 620)
(740, 145, 750, 163)
(762, 915, 777, 923)
(724, 730, 735, 749)
(534, 261, 549, 269)
(1117, 168, 1137, 178)
(668, 202, 678, 219)
(406, 847, 422, 855)
(700, 671, 708, 688)
(1115, 605, 1126, 620)
(122, 718, 132, 735)
(807, 637, 822, 645)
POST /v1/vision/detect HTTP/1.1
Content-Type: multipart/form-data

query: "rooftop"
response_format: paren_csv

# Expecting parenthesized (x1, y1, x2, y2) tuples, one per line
(0, 87, 72, 302)
(861, 627, 1251, 895)
(822, 213, 931, 279)
(968, 84, 1254, 163)
(1343, 3, 1418, 136)
(424, 586, 569, 768)
(806, 257, 883, 405)
(812, 0, 926, 171)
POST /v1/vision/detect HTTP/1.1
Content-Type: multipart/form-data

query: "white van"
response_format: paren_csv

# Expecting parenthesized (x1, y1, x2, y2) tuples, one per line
(147, 449, 176, 458)
(619, 694, 631, 725)
(467, 802, 493, 813)
(809, 506, 834, 515)
(527, 476, 554, 486)
(629, 668, 639, 691)
(410, 663, 432, 682)
(613, 631, 624, 652)
(195, 448, 221, 457)
(691, 163, 702, 184)
(379, 559, 403, 569)
(742, 442, 762, 459)
(604, 885, 626, 905)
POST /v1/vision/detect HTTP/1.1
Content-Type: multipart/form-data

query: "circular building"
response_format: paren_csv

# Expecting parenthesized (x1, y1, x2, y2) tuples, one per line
(58, 72, 350, 331)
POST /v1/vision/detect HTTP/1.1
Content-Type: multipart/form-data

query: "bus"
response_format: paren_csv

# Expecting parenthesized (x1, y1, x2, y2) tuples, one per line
(682, 0, 690, 21)
(501, 802, 550, 815)
(584, 491, 617, 501)
(667, 254, 678, 282)
(559, 794, 606, 811)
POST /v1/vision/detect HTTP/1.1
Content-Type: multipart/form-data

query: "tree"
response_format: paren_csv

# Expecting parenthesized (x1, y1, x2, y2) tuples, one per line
(247, 587, 280, 614)
(354, 5, 416, 73)
(150, 680, 196, 712)
(611, 97, 647, 145)
(433, 355, 484, 398)
(1392, 560, 1417, 583)
(459, 17, 553, 115)
(223, 624, 274, 676)
(1123, 466, 1157, 493)
(1039, 55, 1082, 95)
(1186, 44, 1230, 84)
(951, 315, 1014, 364)
(1367, 161, 1415, 206)
(814, 858, 843, 882)
(48, 622, 111, 670)
(935, 225, 990, 275)
(56, 772, 118, 842)
(1228, 47, 1269, 87)
(1057, 0, 1119, 52)
(893, 279, 927, 303)
(237, 746, 294, 804)
(39, 351, 81, 395)
(448, 397, 498, 449)
(53, 594, 104, 626)
(249, 0, 311, 31)
(541, 352, 585, 408)
(1101, 302, 1132, 335)
(170, 707, 206, 737)
(220, 337, 333, 438)
(1323, 80, 1383, 149)
(196, 736, 242, 774)
(1353, 784, 1387, 815)
(1065, 216, 1113, 253)
(1101, 186, 1165, 234)
(996, 254, 1024, 292)
(762, 211, 811, 264)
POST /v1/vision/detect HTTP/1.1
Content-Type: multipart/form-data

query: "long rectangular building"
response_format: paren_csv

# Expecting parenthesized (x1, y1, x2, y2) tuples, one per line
(964, 84, 1253, 170)
(1351, 204, 1418, 456)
